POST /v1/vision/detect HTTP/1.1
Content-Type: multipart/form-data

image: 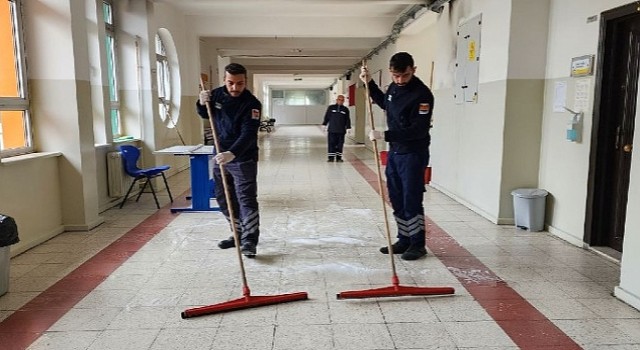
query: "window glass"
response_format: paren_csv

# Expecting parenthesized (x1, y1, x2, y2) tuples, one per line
(103, 0, 120, 138)
(0, 0, 32, 157)
(155, 33, 171, 123)
(277, 90, 326, 106)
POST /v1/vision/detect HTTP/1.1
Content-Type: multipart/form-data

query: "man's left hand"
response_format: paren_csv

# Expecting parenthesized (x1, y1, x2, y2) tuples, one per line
(214, 151, 235, 165)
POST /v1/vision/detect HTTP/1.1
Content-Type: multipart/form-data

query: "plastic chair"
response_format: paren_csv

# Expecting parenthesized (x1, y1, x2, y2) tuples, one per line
(118, 145, 173, 209)
(259, 118, 276, 132)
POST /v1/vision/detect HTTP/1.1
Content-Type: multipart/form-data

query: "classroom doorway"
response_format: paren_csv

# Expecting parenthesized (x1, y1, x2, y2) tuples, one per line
(586, 3, 640, 254)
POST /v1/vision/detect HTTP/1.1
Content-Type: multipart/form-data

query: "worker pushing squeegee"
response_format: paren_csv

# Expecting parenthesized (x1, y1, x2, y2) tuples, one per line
(337, 54, 454, 299)
(182, 64, 307, 318)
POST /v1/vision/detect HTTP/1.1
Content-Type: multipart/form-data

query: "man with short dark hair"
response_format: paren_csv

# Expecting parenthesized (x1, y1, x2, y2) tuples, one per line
(196, 63, 262, 258)
(360, 52, 434, 260)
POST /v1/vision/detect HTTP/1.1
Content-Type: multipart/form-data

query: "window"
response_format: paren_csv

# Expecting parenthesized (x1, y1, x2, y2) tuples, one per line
(103, 0, 121, 138)
(0, 0, 31, 157)
(155, 33, 171, 123)
(272, 89, 326, 106)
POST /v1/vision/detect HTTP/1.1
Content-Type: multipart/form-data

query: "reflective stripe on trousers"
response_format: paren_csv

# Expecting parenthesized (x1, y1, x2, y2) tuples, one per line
(213, 160, 260, 244)
(385, 151, 429, 245)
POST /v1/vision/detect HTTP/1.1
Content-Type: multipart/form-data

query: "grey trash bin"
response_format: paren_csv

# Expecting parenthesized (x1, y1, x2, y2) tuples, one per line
(511, 188, 548, 232)
(0, 246, 9, 296)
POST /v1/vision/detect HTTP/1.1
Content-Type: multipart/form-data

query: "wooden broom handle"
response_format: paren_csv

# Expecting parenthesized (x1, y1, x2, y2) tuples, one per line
(362, 60, 398, 277)
(199, 77, 250, 289)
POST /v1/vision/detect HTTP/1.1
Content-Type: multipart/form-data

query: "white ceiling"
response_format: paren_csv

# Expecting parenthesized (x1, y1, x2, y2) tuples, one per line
(153, 0, 443, 89)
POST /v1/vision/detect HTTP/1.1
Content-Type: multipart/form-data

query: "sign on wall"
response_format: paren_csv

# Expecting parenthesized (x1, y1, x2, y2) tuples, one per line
(454, 14, 482, 104)
(570, 55, 594, 77)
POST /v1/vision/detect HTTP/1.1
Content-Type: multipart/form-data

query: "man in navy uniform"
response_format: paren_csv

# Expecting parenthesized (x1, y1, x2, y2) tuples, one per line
(322, 95, 351, 162)
(360, 52, 434, 260)
(197, 63, 262, 258)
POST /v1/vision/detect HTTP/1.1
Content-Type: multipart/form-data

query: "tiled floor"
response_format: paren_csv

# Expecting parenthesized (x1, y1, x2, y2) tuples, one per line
(1, 125, 639, 350)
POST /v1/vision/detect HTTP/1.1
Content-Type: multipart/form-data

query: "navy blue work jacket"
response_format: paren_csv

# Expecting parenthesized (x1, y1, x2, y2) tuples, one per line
(196, 87, 262, 162)
(367, 76, 434, 154)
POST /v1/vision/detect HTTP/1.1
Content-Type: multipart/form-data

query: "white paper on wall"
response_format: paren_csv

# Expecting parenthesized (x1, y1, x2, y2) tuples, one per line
(574, 78, 591, 112)
(553, 81, 567, 112)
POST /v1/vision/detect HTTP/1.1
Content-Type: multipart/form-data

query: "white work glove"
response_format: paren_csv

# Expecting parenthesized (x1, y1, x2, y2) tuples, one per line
(322, 125, 328, 132)
(214, 151, 235, 165)
(199, 90, 210, 105)
(360, 66, 371, 83)
(369, 130, 383, 141)
(346, 129, 351, 135)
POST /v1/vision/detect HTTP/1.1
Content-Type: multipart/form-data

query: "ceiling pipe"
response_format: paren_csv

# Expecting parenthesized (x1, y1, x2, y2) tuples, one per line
(335, 0, 452, 83)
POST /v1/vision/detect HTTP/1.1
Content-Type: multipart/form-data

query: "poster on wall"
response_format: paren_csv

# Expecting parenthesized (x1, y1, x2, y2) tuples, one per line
(574, 78, 591, 112)
(553, 81, 567, 112)
(570, 55, 594, 77)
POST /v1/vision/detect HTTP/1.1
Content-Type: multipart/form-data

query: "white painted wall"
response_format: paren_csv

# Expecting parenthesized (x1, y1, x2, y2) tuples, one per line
(538, 0, 640, 310)
(0, 154, 64, 256)
(539, 0, 630, 243)
(24, 0, 103, 231)
(618, 125, 640, 309)
(0, 0, 201, 255)
(423, 0, 514, 222)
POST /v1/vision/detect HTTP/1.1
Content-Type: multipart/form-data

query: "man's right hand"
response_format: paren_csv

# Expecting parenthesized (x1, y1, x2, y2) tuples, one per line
(199, 90, 210, 105)
(359, 66, 371, 83)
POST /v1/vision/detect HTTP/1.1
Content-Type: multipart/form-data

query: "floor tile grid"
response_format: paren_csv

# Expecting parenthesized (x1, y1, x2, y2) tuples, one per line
(0, 126, 638, 349)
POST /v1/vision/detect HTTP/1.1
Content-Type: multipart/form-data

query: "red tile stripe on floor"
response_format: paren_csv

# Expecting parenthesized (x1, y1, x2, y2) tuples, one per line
(0, 198, 181, 350)
(347, 154, 582, 350)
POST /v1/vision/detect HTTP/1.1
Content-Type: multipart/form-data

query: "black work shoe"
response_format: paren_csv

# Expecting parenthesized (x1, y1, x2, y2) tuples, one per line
(327, 157, 334, 162)
(336, 158, 344, 162)
(217, 237, 235, 249)
(401, 245, 427, 260)
(379, 241, 410, 254)
(241, 242, 257, 258)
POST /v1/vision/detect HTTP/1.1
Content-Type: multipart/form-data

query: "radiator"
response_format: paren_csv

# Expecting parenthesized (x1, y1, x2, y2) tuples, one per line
(107, 151, 132, 198)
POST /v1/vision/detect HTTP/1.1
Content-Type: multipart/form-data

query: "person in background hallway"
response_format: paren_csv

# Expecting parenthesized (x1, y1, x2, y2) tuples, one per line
(322, 94, 351, 162)
(360, 52, 433, 260)
(196, 63, 262, 258)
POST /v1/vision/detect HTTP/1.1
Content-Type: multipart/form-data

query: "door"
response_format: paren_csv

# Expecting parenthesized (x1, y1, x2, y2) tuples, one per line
(587, 5, 639, 253)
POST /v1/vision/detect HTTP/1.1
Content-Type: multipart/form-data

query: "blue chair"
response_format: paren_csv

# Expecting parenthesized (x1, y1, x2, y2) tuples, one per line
(118, 145, 173, 209)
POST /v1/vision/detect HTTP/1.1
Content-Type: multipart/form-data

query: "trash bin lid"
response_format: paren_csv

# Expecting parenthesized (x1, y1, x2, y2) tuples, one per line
(511, 188, 548, 198)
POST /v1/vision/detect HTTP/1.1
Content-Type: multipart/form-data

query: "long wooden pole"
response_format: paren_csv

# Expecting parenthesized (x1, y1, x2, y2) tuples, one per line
(362, 60, 398, 278)
(199, 78, 250, 289)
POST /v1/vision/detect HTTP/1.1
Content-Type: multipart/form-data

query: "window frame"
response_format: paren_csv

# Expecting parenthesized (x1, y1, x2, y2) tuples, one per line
(103, 0, 121, 139)
(271, 89, 327, 106)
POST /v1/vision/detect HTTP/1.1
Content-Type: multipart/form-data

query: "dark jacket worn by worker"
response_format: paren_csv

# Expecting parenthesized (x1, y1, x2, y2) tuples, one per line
(196, 87, 262, 162)
(322, 104, 351, 133)
(367, 76, 433, 154)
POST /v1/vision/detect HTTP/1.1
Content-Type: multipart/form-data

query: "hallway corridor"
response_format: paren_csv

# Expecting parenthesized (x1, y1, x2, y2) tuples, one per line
(1, 126, 638, 350)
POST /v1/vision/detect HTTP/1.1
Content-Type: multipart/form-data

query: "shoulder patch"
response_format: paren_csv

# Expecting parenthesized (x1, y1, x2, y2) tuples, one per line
(419, 103, 431, 115)
(251, 109, 261, 120)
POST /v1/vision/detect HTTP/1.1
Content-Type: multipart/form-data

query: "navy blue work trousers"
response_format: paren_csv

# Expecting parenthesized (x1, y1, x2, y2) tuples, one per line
(327, 132, 346, 158)
(385, 151, 429, 246)
(213, 160, 260, 244)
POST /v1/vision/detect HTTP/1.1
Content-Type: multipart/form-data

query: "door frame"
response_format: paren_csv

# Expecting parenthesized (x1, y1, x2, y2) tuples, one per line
(585, 2, 639, 247)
